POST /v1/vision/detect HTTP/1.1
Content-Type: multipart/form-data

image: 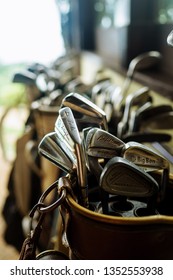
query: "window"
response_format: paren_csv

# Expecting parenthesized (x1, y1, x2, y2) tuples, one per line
(0, 0, 65, 65)
(157, 0, 173, 24)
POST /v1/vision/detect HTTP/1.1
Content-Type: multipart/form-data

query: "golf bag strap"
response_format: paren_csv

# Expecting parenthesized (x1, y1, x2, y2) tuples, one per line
(19, 176, 73, 260)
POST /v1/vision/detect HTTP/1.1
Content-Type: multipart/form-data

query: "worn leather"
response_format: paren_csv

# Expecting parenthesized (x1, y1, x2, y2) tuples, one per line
(61, 173, 173, 259)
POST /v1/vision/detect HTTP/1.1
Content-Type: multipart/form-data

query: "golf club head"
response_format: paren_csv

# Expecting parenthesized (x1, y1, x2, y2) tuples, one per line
(140, 111, 173, 130)
(117, 86, 151, 137)
(60, 92, 108, 131)
(38, 132, 75, 174)
(59, 106, 83, 141)
(118, 51, 161, 109)
(128, 101, 153, 133)
(91, 78, 111, 104)
(122, 140, 170, 202)
(12, 70, 37, 85)
(167, 30, 173, 47)
(82, 127, 92, 148)
(100, 157, 159, 197)
(101, 84, 121, 122)
(85, 127, 125, 158)
(55, 115, 75, 152)
(127, 51, 162, 77)
(59, 107, 89, 208)
(133, 105, 173, 132)
(51, 130, 77, 166)
(121, 141, 169, 172)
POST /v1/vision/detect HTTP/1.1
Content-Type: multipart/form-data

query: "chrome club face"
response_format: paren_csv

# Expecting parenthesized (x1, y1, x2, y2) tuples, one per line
(60, 92, 108, 131)
(84, 127, 125, 214)
(167, 30, 173, 47)
(38, 132, 76, 174)
(99, 157, 159, 198)
(121, 141, 169, 172)
(117, 86, 151, 138)
(121, 141, 169, 201)
(58, 107, 89, 208)
(85, 127, 125, 158)
(127, 101, 152, 133)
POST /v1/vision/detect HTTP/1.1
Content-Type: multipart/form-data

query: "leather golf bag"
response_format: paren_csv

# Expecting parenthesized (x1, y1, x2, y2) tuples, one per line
(20, 172, 173, 260)
(58, 172, 173, 260)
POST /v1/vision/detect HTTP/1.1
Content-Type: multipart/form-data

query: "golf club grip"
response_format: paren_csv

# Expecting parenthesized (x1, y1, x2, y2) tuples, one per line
(122, 132, 171, 143)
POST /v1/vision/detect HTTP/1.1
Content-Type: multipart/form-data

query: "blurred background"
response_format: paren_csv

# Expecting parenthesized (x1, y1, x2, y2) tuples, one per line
(1, 0, 173, 259)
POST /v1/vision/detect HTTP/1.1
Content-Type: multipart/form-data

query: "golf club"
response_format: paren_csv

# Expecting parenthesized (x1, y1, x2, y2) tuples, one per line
(60, 92, 108, 131)
(59, 106, 89, 208)
(139, 111, 173, 130)
(100, 157, 159, 215)
(117, 86, 151, 138)
(51, 130, 77, 166)
(12, 70, 37, 85)
(85, 127, 125, 213)
(121, 141, 169, 201)
(91, 78, 111, 104)
(38, 132, 76, 174)
(131, 104, 173, 132)
(117, 51, 162, 110)
(167, 29, 173, 47)
(100, 156, 159, 197)
(127, 101, 153, 133)
(85, 127, 125, 159)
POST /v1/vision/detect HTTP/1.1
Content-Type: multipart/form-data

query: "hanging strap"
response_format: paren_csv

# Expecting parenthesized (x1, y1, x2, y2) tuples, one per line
(19, 176, 73, 260)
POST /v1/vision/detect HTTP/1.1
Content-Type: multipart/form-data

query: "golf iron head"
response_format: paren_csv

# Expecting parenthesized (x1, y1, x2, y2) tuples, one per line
(60, 92, 108, 131)
(38, 132, 76, 174)
(99, 156, 159, 198)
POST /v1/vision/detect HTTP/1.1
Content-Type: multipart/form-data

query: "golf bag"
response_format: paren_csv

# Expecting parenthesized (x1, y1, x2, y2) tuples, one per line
(19, 172, 173, 260)
(2, 124, 42, 251)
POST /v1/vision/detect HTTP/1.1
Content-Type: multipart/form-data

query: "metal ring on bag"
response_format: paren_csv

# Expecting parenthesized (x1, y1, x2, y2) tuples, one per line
(36, 250, 69, 260)
(37, 179, 67, 213)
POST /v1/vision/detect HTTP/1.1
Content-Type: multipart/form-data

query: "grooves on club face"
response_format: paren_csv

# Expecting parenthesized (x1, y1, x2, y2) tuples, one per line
(38, 132, 75, 174)
(121, 141, 169, 172)
(99, 157, 159, 198)
(59, 106, 89, 208)
(60, 92, 108, 131)
(121, 142, 169, 202)
(85, 127, 125, 158)
(51, 130, 77, 166)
